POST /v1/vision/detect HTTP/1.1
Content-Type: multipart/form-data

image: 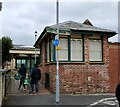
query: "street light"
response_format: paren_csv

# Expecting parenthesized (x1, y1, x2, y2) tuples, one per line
(55, 0, 59, 103)
(35, 31, 37, 64)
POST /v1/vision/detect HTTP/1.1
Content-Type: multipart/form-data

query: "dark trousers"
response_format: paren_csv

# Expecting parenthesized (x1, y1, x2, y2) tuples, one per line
(30, 79, 39, 93)
(18, 77, 25, 89)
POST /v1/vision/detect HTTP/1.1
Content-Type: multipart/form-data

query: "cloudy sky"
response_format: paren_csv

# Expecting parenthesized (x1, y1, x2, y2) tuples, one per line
(0, 0, 119, 46)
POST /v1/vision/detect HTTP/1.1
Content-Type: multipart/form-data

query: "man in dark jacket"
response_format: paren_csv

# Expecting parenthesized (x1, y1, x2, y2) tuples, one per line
(115, 83, 120, 107)
(29, 64, 41, 94)
(18, 64, 26, 90)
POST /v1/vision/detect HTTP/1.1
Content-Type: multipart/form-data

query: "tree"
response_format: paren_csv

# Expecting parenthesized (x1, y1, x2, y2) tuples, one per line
(2, 36, 13, 68)
(0, 2, 2, 11)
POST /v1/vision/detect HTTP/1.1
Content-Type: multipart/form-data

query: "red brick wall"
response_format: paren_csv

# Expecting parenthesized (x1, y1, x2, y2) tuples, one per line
(48, 64, 110, 94)
(109, 43, 120, 93)
(39, 35, 111, 94)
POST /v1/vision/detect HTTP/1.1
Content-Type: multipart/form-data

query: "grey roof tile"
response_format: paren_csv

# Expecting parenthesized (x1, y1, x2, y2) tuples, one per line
(34, 20, 117, 47)
(48, 20, 116, 33)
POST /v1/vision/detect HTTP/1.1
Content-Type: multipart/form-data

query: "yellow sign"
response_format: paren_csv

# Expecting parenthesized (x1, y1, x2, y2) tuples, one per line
(56, 46, 61, 50)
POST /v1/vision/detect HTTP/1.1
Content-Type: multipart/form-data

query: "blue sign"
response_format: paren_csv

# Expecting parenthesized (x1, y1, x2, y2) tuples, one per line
(53, 39, 59, 46)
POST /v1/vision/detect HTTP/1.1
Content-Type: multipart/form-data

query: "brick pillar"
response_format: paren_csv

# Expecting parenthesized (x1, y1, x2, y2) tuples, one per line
(40, 41, 46, 86)
(84, 35, 89, 64)
(103, 36, 109, 64)
(42, 41, 46, 65)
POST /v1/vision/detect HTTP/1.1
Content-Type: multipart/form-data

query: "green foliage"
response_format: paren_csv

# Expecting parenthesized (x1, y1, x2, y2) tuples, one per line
(0, 2, 2, 11)
(2, 36, 13, 64)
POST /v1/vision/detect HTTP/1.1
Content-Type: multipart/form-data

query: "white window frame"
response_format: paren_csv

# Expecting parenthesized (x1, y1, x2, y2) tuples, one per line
(71, 38, 83, 61)
(89, 39, 102, 61)
(59, 38, 68, 61)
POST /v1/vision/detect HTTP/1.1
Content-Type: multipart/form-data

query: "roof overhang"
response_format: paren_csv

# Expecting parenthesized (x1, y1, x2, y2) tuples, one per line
(71, 29, 117, 37)
(35, 30, 117, 48)
(34, 27, 71, 48)
(9, 49, 40, 55)
(46, 26, 71, 35)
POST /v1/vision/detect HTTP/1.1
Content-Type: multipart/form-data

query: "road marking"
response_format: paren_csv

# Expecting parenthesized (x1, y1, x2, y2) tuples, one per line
(89, 97, 117, 106)
(102, 100, 117, 105)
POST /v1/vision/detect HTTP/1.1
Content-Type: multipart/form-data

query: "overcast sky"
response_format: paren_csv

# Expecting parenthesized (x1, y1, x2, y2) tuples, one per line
(0, 0, 119, 46)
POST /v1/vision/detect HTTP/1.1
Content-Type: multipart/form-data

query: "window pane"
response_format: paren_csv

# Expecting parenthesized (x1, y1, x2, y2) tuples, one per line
(89, 40, 102, 61)
(16, 59, 21, 68)
(31, 59, 35, 68)
(21, 59, 26, 64)
(27, 59, 30, 73)
(71, 39, 83, 61)
(47, 42, 49, 62)
(59, 38, 68, 60)
(59, 50, 68, 60)
(50, 40, 53, 61)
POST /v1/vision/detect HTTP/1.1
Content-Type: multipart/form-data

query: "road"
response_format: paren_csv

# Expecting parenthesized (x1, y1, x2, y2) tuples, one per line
(2, 94, 118, 106)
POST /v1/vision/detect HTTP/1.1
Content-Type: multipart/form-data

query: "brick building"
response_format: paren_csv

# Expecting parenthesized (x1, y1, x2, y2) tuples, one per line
(109, 42, 120, 93)
(35, 19, 117, 94)
(9, 45, 40, 72)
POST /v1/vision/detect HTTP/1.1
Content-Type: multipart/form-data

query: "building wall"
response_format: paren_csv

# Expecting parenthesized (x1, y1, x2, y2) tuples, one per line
(109, 43, 120, 93)
(39, 34, 110, 94)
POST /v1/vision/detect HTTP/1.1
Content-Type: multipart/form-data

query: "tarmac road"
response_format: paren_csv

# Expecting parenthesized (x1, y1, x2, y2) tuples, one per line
(2, 93, 118, 106)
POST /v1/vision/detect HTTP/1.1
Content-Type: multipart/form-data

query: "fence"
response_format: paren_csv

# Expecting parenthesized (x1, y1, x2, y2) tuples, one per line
(0, 69, 11, 107)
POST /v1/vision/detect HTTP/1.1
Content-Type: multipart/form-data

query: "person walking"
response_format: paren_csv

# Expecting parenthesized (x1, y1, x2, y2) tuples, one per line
(29, 64, 41, 94)
(115, 83, 120, 107)
(18, 64, 27, 91)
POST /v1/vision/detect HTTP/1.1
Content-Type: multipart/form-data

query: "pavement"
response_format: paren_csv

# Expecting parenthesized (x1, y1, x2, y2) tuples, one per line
(6, 75, 50, 95)
(2, 93, 118, 106)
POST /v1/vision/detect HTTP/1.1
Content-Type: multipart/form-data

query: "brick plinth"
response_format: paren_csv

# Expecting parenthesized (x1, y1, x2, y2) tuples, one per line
(45, 64, 110, 94)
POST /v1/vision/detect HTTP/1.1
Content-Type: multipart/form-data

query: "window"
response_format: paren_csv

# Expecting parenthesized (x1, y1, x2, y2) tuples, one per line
(50, 40, 54, 61)
(46, 41, 50, 62)
(71, 39, 83, 61)
(27, 59, 30, 71)
(31, 59, 35, 68)
(89, 39, 102, 61)
(16, 59, 26, 69)
(16, 59, 21, 68)
(21, 59, 26, 64)
(46, 38, 54, 62)
(59, 38, 68, 60)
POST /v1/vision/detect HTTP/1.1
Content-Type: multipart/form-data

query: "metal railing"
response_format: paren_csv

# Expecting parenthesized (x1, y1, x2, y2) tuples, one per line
(0, 69, 11, 107)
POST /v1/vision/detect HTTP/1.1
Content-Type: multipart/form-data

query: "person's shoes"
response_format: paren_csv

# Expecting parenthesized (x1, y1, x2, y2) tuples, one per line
(35, 92, 38, 95)
(23, 88, 26, 91)
(29, 91, 33, 95)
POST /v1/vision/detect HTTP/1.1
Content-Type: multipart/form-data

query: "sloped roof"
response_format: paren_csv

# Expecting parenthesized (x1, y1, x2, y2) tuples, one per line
(47, 20, 116, 34)
(35, 20, 117, 47)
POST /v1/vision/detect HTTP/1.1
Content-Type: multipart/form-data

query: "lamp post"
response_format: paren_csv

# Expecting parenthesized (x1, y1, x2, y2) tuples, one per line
(35, 31, 37, 64)
(55, 0, 59, 103)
